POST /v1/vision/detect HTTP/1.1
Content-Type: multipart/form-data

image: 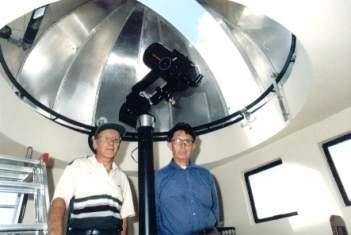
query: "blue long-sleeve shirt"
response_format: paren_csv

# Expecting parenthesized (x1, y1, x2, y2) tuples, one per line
(155, 160, 219, 235)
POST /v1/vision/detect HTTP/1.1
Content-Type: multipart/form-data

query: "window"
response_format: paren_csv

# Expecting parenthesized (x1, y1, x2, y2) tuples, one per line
(322, 132, 351, 206)
(244, 159, 298, 223)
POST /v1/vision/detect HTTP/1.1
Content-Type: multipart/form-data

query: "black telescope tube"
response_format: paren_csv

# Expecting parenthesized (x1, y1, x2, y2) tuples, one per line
(137, 114, 157, 235)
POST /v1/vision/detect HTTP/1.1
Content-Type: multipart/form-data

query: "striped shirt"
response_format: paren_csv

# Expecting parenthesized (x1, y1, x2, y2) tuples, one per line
(53, 155, 135, 230)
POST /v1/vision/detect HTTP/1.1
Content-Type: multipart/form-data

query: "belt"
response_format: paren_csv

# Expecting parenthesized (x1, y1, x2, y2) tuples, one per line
(197, 228, 220, 235)
(67, 228, 120, 235)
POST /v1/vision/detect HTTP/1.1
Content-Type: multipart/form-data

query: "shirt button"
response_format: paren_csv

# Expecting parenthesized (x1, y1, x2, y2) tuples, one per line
(192, 212, 196, 216)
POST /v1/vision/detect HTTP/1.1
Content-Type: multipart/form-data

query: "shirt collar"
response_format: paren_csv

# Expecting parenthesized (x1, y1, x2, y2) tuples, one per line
(90, 155, 119, 172)
(169, 159, 196, 170)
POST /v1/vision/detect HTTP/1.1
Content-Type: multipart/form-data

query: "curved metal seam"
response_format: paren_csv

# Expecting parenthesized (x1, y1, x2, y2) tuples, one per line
(53, 3, 124, 116)
(91, 1, 139, 125)
(0, 44, 92, 133)
(194, 34, 296, 129)
(0, 21, 297, 141)
(166, 34, 297, 139)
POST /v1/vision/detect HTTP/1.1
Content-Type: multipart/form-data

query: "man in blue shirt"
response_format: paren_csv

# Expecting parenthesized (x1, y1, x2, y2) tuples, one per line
(155, 122, 220, 235)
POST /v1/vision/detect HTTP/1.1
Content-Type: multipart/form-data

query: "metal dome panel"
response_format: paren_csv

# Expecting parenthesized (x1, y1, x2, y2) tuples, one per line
(0, 0, 295, 137)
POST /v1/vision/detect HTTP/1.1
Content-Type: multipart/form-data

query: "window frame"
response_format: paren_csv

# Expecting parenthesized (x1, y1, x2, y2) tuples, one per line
(244, 159, 298, 223)
(322, 132, 351, 206)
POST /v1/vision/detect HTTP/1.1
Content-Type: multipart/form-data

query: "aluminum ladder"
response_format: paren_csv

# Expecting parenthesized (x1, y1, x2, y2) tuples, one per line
(0, 152, 49, 235)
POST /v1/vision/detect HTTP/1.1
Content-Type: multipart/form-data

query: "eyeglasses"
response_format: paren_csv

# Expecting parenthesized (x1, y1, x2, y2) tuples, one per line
(97, 136, 121, 144)
(171, 138, 194, 146)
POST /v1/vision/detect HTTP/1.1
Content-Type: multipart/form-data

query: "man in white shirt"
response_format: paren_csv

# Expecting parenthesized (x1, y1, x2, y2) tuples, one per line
(48, 123, 135, 235)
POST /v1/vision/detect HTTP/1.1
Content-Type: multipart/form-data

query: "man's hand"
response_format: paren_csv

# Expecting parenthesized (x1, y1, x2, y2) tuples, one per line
(120, 218, 128, 235)
(48, 198, 66, 235)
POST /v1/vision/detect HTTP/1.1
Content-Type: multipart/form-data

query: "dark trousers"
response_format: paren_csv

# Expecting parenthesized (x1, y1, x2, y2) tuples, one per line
(67, 228, 120, 235)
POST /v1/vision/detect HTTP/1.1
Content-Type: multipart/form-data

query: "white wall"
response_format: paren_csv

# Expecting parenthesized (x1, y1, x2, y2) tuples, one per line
(46, 108, 351, 235)
(48, 107, 351, 235)
(1, 0, 351, 234)
(212, 106, 351, 235)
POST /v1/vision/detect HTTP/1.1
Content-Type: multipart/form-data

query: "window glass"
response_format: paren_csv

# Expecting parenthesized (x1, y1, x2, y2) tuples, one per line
(245, 159, 298, 222)
(322, 133, 351, 205)
(328, 139, 351, 196)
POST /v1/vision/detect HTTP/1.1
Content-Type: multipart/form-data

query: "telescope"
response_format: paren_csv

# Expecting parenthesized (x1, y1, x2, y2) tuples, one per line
(119, 42, 203, 128)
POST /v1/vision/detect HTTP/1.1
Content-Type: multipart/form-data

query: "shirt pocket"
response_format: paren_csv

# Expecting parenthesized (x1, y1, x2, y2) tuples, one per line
(194, 182, 212, 207)
(162, 179, 185, 197)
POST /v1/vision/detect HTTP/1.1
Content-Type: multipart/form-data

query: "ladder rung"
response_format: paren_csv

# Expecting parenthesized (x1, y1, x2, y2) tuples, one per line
(0, 154, 41, 165)
(0, 153, 49, 232)
(0, 171, 30, 181)
(0, 163, 34, 174)
(0, 204, 16, 208)
(0, 181, 41, 194)
(0, 223, 47, 232)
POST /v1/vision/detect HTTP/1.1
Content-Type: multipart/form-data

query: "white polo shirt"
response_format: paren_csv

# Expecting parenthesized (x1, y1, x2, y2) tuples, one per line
(53, 155, 135, 230)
